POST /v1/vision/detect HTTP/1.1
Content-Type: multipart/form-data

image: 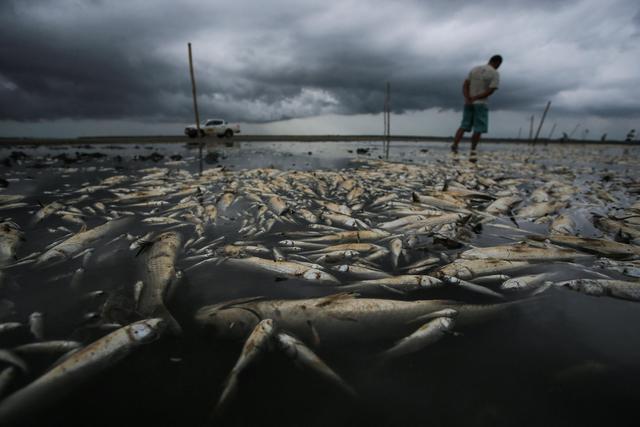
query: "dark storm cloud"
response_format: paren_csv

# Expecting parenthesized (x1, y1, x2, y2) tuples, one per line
(1, 0, 639, 123)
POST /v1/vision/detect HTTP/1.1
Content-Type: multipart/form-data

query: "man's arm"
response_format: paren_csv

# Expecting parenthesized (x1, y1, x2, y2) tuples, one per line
(470, 87, 497, 102)
(462, 79, 471, 103)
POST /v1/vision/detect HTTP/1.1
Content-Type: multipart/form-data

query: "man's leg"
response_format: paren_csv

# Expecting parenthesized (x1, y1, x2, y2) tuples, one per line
(452, 105, 473, 152)
(452, 128, 465, 152)
(469, 104, 487, 161)
(471, 132, 481, 151)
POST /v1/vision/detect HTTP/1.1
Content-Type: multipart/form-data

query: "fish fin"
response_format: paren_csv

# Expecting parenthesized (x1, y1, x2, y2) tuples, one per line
(532, 282, 553, 296)
(315, 292, 358, 307)
(379, 284, 407, 295)
(307, 320, 321, 347)
(135, 240, 154, 257)
(208, 296, 265, 312)
(407, 309, 459, 325)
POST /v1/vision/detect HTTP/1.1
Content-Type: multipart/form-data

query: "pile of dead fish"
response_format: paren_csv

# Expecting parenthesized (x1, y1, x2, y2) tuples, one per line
(0, 150, 639, 423)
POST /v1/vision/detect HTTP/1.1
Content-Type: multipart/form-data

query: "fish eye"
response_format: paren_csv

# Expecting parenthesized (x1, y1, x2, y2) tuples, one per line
(131, 324, 153, 340)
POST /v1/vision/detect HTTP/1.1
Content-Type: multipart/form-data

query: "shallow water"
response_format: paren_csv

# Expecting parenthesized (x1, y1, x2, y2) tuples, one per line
(0, 139, 639, 426)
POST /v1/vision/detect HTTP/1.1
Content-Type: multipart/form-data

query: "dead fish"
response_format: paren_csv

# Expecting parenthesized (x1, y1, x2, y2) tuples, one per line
(340, 275, 444, 294)
(215, 319, 275, 413)
(485, 196, 521, 215)
(30, 201, 64, 226)
(370, 193, 398, 207)
(593, 216, 640, 241)
(29, 312, 44, 341)
(594, 259, 640, 278)
(0, 322, 23, 336)
(220, 256, 340, 284)
(307, 243, 383, 255)
(412, 192, 468, 212)
(303, 230, 389, 243)
(196, 294, 521, 344)
(267, 195, 288, 215)
(138, 232, 183, 334)
(217, 192, 236, 212)
(434, 259, 532, 280)
(315, 200, 352, 216)
(330, 264, 391, 280)
(550, 214, 576, 235)
(142, 216, 184, 226)
(0, 319, 166, 424)
(0, 221, 23, 287)
(516, 202, 564, 220)
(35, 217, 133, 266)
(378, 215, 430, 231)
(556, 278, 640, 302)
(321, 212, 369, 230)
(0, 195, 26, 205)
(500, 272, 559, 293)
(276, 332, 355, 396)
(380, 316, 456, 361)
(0, 203, 29, 211)
(531, 235, 640, 259)
(389, 238, 402, 269)
(398, 213, 468, 233)
(12, 341, 82, 357)
(460, 243, 592, 262)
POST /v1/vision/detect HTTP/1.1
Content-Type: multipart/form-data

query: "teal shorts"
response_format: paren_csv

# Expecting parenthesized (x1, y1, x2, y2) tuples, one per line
(460, 104, 489, 134)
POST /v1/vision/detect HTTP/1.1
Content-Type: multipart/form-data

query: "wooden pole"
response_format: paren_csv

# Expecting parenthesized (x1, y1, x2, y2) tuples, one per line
(533, 101, 551, 143)
(188, 42, 203, 175)
(547, 122, 557, 140)
(529, 115, 534, 140)
(385, 82, 391, 160)
(568, 123, 580, 139)
(383, 86, 387, 155)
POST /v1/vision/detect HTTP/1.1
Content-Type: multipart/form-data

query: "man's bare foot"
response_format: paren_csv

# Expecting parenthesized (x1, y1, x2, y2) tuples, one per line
(469, 150, 477, 163)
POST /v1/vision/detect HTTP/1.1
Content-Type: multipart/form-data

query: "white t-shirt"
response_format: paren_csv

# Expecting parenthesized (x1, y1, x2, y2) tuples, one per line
(468, 64, 500, 104)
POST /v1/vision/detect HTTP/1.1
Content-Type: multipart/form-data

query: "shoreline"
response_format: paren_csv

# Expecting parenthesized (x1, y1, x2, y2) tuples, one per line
(0, 134, 638, 146)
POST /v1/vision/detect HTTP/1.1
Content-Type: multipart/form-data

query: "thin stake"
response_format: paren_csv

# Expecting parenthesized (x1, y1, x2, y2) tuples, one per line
(188, 42, 203, 175)
(529, 115, 534, 140)
(383, 86, 388, 154)
(568, 123, 580, 139)
(533, 101, 551, 143)
(547, 122, 557, 140)
(385, 82, 391, 160)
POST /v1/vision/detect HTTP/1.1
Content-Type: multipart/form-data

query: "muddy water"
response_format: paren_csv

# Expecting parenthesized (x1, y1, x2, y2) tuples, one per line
(0, 140, 639, 426)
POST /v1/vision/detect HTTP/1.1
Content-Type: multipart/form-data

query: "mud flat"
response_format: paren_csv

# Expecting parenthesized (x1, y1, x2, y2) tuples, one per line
(0, 140, 638, 426)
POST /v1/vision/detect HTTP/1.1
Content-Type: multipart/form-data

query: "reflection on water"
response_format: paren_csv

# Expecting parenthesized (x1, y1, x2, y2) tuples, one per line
(0, 140, 639, 426)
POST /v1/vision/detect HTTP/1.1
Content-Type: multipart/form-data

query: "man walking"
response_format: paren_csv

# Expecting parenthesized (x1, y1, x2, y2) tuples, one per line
(451, 55, 502, 156)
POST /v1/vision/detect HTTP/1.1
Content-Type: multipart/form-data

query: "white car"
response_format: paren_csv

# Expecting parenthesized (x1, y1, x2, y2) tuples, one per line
(184, 119, 241, 138)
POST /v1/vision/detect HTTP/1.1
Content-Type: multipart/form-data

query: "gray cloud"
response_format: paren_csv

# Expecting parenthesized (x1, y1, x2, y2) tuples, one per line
(1, 0, 639, 126)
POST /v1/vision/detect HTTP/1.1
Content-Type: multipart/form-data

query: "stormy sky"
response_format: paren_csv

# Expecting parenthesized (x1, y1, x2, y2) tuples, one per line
(1, 0, 639, 139)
